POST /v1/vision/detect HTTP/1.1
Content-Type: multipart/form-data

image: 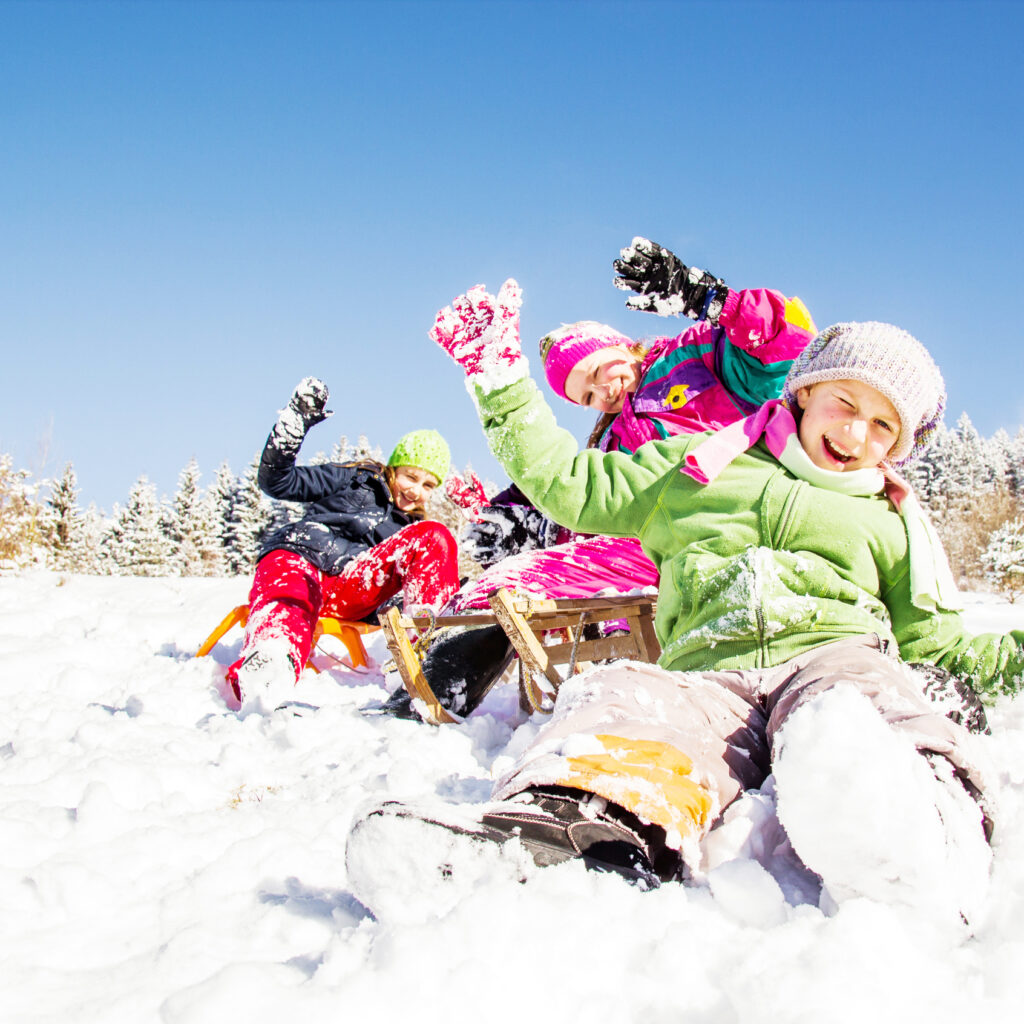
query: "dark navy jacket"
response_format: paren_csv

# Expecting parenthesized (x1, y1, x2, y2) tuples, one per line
(257, 435, 418, 576)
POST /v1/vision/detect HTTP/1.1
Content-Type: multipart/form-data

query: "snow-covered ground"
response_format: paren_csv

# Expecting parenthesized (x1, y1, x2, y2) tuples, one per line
(2, 572, 1024, 1024)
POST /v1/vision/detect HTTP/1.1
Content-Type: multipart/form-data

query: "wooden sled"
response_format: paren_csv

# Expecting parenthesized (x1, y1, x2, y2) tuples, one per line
(378, 588, 660, 726)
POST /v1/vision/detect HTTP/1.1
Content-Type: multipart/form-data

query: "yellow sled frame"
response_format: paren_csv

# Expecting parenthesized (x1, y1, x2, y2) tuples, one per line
(196, 604, 380, 672)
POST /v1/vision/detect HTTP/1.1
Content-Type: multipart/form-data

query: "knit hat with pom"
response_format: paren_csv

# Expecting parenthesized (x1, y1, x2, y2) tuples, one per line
(539, 321, 633, 402)
(783, 321, 946, 465)
(387, 429, 450, 484)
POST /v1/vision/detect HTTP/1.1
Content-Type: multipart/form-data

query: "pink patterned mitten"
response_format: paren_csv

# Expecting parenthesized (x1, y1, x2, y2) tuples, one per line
(429, 279, 527, 393)
(444, 469, 489, 520)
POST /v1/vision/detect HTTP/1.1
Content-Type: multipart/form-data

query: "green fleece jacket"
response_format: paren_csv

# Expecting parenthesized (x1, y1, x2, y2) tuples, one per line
(479, 377, 1024, 699)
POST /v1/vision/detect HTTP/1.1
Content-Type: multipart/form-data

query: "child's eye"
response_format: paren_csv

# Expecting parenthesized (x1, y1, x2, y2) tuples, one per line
(874, 419, 894, 433)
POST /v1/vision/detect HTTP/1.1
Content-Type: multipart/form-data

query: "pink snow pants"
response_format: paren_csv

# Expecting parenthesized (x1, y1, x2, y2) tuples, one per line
(446, 535, 658, 613)
(227, 521, 459, 694)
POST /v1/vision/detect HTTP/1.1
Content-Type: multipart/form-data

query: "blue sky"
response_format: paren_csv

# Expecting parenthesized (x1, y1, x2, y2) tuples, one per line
(2, 0, 1022, 510)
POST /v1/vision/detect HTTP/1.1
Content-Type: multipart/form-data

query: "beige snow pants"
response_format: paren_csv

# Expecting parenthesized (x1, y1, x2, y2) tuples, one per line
(492, 636, 988, 850)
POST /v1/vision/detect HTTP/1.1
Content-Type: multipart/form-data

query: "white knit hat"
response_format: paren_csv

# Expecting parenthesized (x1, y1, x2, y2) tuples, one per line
(782, 322, 946, 465)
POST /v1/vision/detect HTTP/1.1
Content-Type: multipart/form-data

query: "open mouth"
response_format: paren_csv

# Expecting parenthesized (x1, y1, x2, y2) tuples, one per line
(822, 434, 854, 465)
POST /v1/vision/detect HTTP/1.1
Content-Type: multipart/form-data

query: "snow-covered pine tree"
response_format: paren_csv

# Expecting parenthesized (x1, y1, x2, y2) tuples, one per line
(351, 434, 382, 463)
(1007, 428, 1024, 498)
(331, 435, 354, 462)
(45, 462, 83, 571)
(104, 476, 173, 576)
(169, 458, 223, 576)
(907, 414, 1022, 588)
(209, 460, 243, 574)
(981, 517, 1024, 602)
(233, 455, 275, 573)
(74, 504, 107, 575)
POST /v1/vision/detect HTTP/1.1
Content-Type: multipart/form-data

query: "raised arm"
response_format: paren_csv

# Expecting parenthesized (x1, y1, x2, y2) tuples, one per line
(257, 377, 354, 504)
(614, 237, 817, 408)
(430, 281, 684, 538)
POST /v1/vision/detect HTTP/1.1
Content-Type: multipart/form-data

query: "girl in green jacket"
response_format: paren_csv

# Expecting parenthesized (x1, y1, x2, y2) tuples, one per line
(348, 281, 1012, 928)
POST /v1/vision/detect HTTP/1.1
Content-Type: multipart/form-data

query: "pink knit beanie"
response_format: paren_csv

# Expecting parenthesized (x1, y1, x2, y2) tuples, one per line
(538, 321, 634, 402)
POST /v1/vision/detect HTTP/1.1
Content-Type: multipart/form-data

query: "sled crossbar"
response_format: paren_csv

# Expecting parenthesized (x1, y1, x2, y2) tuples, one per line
(380, 588, 660, 725)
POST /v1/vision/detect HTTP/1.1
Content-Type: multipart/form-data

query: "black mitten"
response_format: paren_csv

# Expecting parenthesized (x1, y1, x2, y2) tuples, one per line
(267, 377, 333, 460)
(461, 504, 562, 567)
(287, 376, 331, 430)
(613, 237, 729, 323)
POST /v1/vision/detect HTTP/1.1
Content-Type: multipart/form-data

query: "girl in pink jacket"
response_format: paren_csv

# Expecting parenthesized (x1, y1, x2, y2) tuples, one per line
(382, 240, 816, 721)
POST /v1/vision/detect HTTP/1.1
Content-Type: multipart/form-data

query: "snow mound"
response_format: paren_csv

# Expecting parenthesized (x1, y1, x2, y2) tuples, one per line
(2, 574, 1023, 1023)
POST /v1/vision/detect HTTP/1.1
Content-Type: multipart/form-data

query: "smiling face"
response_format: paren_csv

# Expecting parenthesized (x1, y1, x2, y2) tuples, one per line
(563, 345, 642, 414)
(795, 379, 901, 472)
(390, 465, 439, 512)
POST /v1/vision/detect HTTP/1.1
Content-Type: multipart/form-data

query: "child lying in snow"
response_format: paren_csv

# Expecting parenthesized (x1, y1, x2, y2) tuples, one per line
(349, 287, 1011, 926)
(226, 377, 459, 715)
(380, 240, 819, 720)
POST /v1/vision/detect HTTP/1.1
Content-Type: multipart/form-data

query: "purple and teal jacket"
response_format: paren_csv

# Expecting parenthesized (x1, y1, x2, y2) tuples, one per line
(600, 289, 816, 454)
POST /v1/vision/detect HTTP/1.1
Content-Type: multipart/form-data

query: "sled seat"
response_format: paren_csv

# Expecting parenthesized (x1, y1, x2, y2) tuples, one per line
(379, 588, 660, 725)
(196, 604, 379, 671)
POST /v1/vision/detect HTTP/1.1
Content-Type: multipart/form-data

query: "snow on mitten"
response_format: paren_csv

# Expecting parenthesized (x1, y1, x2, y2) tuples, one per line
(268, 377, 333, 459)
(461, 503, 562, 567)
(444, 469, 490, 521)
(430, 279, 527, 394)
(613, 237, 729, 323)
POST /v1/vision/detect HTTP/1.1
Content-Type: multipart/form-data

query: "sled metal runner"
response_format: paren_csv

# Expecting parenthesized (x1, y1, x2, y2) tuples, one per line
(379, 588, 660, 726)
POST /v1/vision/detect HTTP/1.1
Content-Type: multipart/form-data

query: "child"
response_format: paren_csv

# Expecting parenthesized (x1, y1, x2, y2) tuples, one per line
(350, 284, 1012, 925)
(227, 377, 459, 715)
(382, 240, 818, 720)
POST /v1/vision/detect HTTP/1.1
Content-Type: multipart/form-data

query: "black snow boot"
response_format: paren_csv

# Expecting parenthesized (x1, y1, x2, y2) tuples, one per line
(379, 624, 514, 721)
(910, 662, 990, 736)
(353, 786, 670, 890)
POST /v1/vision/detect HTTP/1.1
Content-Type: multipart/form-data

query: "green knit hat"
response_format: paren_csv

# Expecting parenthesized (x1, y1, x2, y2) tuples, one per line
(387, 429, 450, 484)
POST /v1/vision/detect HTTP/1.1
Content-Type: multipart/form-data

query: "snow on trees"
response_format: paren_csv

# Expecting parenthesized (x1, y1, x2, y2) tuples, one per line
(981, 518, 1024, 602)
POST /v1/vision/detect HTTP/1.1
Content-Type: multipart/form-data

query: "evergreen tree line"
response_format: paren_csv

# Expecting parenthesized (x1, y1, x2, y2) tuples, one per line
(5, 413, 1024, 599)
(905, 414, 1024, 599)
(1, 435, 390, 577)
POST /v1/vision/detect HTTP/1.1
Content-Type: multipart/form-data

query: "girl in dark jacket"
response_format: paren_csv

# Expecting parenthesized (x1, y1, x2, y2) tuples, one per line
(227, 377, 459, 714)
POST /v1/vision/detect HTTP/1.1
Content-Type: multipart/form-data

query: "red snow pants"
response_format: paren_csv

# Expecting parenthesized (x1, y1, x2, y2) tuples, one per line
(226, 520, 458, 694)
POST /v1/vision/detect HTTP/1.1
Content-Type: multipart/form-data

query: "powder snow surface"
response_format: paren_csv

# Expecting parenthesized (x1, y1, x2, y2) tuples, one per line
(2, 573, 1024, 1023)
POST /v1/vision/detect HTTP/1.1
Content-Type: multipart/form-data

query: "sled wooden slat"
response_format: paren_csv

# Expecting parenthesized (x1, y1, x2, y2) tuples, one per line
(379, 607, 459, 726)
(542, 634, 644, 666)
(378, 588, 661, 725)
(488, 587, 564, 692)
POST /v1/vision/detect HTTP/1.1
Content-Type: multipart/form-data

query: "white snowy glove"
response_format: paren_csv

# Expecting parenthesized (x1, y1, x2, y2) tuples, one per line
(429, 279, 528, 394)
(268, 377, 333, 458)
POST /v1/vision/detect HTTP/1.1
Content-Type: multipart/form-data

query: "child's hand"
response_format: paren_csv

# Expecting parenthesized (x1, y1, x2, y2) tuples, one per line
(461, 503, 561, 567)
(444, 469, 489, 520)
(429, 279, 528, 393)
(614, 237, 729, 323)
(288, 377, 333, 429)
